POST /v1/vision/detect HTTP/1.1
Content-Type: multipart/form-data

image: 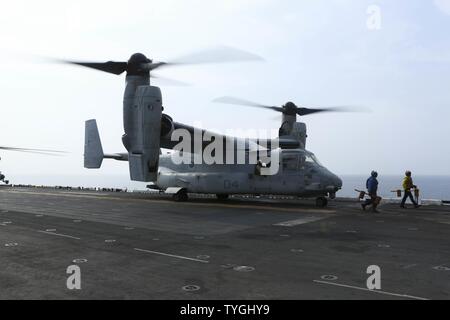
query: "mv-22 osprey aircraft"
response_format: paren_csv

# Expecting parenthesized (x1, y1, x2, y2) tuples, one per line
(59, 47, 349, 207)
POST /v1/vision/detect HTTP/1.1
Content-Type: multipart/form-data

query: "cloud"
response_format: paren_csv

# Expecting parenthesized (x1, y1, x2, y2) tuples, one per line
(434, 0, 450, 15)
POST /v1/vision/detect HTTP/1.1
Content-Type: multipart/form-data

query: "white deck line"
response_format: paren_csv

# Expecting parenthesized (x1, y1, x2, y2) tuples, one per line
(134, 248, 209, 263)
(37, 230, 81, 240)
(313, 280, 429, 300)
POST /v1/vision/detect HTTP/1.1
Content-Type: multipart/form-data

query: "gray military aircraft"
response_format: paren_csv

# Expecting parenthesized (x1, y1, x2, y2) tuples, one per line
(58, 48, 352, 207)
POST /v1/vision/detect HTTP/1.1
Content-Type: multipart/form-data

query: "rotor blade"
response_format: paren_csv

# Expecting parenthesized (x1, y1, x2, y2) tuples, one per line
(147, 46, 264, 71)
(0, 146, 67, 155)
(151, 74, 190, 86)
(213, 96, 282, 112)
(296, 106, 370, 116)
(56, 59, 128, 75)
(1, 150, 66, 157)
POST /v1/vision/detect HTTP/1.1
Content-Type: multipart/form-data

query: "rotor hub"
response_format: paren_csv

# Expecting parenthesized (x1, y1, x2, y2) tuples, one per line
(283, 102, 298, 116)
(126, 53, 151, 76)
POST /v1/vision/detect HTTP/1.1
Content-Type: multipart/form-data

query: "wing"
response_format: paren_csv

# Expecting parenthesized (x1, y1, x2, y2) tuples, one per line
(160, 122, 300, 154)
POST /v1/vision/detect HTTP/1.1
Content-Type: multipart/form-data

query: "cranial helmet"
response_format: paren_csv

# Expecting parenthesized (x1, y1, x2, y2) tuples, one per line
(371, 170, 378, 177)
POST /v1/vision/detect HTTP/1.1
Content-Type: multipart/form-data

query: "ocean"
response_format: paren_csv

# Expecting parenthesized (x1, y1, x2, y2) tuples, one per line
(4, 174, 450, 201)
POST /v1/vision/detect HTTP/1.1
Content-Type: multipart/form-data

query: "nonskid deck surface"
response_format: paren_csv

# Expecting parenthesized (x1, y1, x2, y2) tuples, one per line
(0, 187, 449, 299)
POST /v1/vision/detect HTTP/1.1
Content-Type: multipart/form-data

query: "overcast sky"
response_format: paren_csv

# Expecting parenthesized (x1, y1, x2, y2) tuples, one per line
(1, 0, 450, 187)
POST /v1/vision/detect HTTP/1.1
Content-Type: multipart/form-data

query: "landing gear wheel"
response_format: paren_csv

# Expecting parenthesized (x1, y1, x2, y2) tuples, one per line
(315, 197, 328, 207)
(216, 194, 229, 201)
(173, 190, 188, 202)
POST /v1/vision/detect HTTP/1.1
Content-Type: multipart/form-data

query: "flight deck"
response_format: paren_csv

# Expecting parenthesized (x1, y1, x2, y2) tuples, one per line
(0, 186, 449, 299)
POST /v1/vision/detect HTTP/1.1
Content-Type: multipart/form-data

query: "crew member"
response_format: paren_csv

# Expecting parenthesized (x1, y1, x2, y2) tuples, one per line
(362, 170, 380, 213)
(400, 170, 420, 208)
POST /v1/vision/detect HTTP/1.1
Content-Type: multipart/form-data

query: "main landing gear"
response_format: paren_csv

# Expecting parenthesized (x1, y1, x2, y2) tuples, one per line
(173, 190, 189, 202)
(315, 196, 328, 208)
(216, 194, 229, 201)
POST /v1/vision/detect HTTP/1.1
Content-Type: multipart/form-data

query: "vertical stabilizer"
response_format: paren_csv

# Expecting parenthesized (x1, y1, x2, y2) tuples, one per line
(84, 119, 104, 169)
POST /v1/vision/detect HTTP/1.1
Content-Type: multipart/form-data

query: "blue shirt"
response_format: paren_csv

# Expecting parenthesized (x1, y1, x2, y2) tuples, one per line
(366, 177, 378, 194)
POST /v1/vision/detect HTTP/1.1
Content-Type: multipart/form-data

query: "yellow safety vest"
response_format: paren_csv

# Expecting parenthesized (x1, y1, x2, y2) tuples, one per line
(402, 176, 413, 190)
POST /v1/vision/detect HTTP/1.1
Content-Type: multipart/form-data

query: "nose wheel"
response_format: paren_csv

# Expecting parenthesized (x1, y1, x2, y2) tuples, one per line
(315, 197, 328, 207)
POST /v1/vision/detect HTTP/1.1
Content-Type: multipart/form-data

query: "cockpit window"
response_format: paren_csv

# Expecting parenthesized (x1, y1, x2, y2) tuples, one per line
(304, 152, 323, 167)
(281, 150, 323, 171)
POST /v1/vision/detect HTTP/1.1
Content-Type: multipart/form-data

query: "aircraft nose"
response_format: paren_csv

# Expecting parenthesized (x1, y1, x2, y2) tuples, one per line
(336, 177, 343, 190)
(332, 173, 342, 189)
(322, 171, 342, 191)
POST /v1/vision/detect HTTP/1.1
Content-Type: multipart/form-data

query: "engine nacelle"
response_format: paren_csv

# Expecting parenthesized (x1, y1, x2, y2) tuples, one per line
(124, 86, 162, 182)
(291, 122, 307, 149)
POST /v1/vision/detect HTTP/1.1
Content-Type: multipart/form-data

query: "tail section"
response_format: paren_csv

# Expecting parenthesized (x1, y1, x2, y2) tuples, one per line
(84, 119, 104, 169)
